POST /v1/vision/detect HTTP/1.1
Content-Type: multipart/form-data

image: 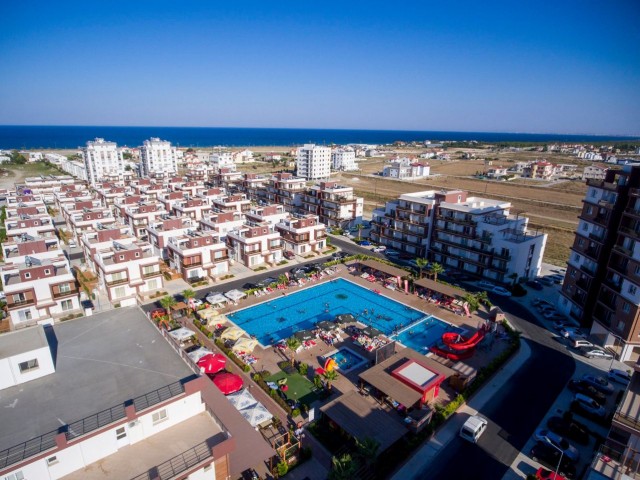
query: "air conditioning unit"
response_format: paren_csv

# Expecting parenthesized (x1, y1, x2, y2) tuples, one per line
(128, 420, 140, 428)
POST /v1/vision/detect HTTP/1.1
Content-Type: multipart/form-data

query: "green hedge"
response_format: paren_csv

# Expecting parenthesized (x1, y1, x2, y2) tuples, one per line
(252, 374, 293, 415)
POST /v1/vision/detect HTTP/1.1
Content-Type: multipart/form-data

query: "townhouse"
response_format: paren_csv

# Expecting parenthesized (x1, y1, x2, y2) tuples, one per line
(298, 181, 364, 228)
(146, 215, 197, 260)
(265, 173, 306, 210)
(226, 221, 284, 268)
(167, 231, 229, 284)
(212, 193, 252, 215)
(122, 202, 168, 241)
(275, 212, 327, 256)
(199, 211, 245, 240)
(172, 197, 212, 221)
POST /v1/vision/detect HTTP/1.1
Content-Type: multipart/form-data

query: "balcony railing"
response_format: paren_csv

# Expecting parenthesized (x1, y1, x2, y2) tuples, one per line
(130, 441, 213, 480)
(53, 289, 78, 299)
(7, 298, 35, 308)
(142, 270, 162, 278)
(106, 277, 129, 286)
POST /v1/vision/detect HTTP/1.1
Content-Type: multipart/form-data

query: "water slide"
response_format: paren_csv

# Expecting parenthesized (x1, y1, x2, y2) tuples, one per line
(429, 345, 475, 361)
(441, 330, 486, 351)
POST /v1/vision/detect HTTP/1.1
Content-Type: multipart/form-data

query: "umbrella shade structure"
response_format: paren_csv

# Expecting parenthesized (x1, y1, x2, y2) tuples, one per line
(335, 313, 356, 324)
(187, 347, 213, 363)
(167, 327, 196, 343)
(227, 388, 259, 411)
(220, 326, 246, 341)
(239, 402, 273, 428)
(225, 289, 247, 302)
(317, 320, 337, 331)
(206, 293, 228, 306)
(197, 353, 227, 374)
(206, 314, 229, 329)
(294, 330, 315, 341)
(232, 337, 259, 354)
(362, 326, 383, 338)
(197, 307, 219, 321)
(212, 372, 244, 395)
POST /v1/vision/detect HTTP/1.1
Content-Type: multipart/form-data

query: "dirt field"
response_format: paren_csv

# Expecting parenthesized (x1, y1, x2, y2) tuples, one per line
(0, 163, 65, 190)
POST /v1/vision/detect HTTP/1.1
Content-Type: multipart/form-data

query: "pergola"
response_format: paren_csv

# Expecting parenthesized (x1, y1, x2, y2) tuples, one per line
(359, 259, 410, 279)
(414, 278, 467, 300)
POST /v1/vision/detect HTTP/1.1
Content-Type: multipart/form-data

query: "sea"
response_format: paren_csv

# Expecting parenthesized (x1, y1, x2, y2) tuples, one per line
(0, 125, 637, 149)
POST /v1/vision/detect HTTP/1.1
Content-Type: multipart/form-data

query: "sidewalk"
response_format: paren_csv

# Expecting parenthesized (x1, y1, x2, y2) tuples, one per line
(391, 339, 533, 480)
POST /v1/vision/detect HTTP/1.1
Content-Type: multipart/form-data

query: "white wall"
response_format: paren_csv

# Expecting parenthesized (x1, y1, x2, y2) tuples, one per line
(0, 345, 55, 389)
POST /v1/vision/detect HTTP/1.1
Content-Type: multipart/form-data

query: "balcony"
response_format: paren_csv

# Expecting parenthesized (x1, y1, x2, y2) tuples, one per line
(576, 277, 591, 291)
(620, 226, 640, 240)
(142, 269, 162, 278)
(580, 264, 596, 276)
(588, 232, 606, 243)
(614, 244, 633, 257)
(106, 277, 129, 287)
(610, 262, 629, 276)
(183, 261, 202, 268)
(53, 289, 79, 299)
(435, 213, 475, 226)
(626, 207, 640, 219)
(7, 298, 35, 308)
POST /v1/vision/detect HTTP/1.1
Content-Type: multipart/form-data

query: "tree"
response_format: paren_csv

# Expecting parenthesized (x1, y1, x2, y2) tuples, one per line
(286, 336, 302, 365)
(356, 223, 364, 241)
(323, 369, 338, 391)
(9, 150, 26, 164)
(463, 293, 480, 313)
(508, 272, 518, 287)
(356, 437, 380, 466)
(182, 289, 196, 312)
(328, 454, 357, 480)
(428, 262, 445, 282)
(159, 295, 177, 317)
(474, 290, 492, 309)
(124, 165, 132, 171)
(415, 258, 429, 279)
(278, 274, 288, 286)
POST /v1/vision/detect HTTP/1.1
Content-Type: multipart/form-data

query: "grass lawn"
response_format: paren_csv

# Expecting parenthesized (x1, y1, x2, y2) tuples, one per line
(266, 371, 321, 406)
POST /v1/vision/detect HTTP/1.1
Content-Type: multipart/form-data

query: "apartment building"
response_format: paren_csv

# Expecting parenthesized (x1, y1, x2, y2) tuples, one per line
(58, 157, 88, 180)
(382, 158, 430, 179)
(212, 193, 251, 214)
(559, 166, 640, 362)
(226, 222, 283, 268)
(523, 160, 555, 180)
(296, 144, 331, 180)
(122, 202, 167, 240)
(209, 150, 235, 170)
(4, 212, 56, 241)
(245, 204, 289, 227)
(199, 211, 245, 240)
(242, 173, 269, 203)
(172, 197, 212, 222)
(275, 213, 327, 256)
(0, 310, 274, 480)
(147, 215, 197, 260)
(140, 137, 178, 177)
(583, 165, 609, 181)
(298, 181, 364, 228)
(331, 148, 358, 171)
(265, 173, 306, 210)
(370, 191, 438, 258)
(90, 237, 164, 306)
(167, 231, 229, 283)
(0, 255, 81, 329)
(83, 138, 124, 186)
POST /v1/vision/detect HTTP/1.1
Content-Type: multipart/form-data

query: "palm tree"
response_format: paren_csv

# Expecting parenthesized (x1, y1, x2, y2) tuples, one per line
(428, 262, 445, 282)
(415, 258, 429, 279)
(182, 289, 196, 311)
(323, 369, 339, 391)
(286, 336, 302, 365)
(356, 223, 364, 241)
(159, 295, 177, 317)
(474, 290, 491, 308)
(278, 274, 288, 286)
(328, 454, 357, 480)
(356, 437, 380, 466)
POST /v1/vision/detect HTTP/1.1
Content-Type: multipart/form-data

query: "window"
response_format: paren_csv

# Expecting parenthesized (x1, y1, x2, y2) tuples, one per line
(4, 471, 24, 480)
(44, 269, 50, 275)
(115, 426, 127, 440)
(629, 285, 638, 296)
(18, 359, 39, 373)
(18, 310, 32, 322)
(24, 273, 31, 279)
(152, 409, 167, 425)
(61, 299, 73, 311)
(46, 456, 59, 466)
(59, 283, 71, 293)
(623, 303, 631, 314)
(114, 286, 126, 298)
(581, 222, 588, 231)
(586, 205, 593, 215)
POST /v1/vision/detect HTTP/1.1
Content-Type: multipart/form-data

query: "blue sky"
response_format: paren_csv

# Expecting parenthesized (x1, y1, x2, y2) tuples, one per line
(0, 1, 638, 134)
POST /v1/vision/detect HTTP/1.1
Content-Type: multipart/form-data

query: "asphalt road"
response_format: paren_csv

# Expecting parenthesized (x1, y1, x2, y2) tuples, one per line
(421, 292, 577, 480)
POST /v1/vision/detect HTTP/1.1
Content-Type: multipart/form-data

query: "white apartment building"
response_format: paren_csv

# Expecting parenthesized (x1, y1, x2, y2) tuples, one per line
(209, 150, 235, 171)
(167, 231, 229, 284)
(275, 213, 327, 256)
(83, 138, 124, 186)
(140, 137, 178, 177)
(382, 158, 430, 179)
(147, 215, 197, 260)
(296, 144, 331, 180)
(226, 222, 283, 268)
(0, 255, 81, 329)
(582, 165, 608, 181)
(199, 211, 245, 240)
(331, 148, 358, 171)
(298, 181, 364, 228)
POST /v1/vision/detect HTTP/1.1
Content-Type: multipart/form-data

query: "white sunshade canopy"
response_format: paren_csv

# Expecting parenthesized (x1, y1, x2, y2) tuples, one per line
(227, 388, 259, 411)
(220, 326, 246, 341)
(206, 293, 229, 305)
(232, 337, 259, 354)
(239, 402, 273, 427)
(168, 327, 196, 342)
(186, 347, 213, 363)
(225, 289, 247, 302)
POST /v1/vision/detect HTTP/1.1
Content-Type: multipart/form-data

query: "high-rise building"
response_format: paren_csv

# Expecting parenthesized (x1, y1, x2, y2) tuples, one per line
(559, 165, 640, 362)
(83, 138, 123, 186)
(331, 148, 358, 171)
(140, 137, 178, 177)
(296, 144, 331, 180)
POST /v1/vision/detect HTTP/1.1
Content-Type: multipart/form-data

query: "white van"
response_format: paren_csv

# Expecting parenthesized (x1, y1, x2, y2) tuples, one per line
(572, 338, 593, 349)
(459, 415, 488, 443)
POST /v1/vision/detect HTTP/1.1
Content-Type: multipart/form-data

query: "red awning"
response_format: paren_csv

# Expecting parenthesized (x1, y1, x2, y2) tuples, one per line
(197, 353, 227, 374)
(212, 372, 244, 395)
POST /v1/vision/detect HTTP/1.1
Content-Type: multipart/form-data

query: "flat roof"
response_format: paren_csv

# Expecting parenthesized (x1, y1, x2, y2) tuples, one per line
(414, 278, 467, 299)
(360, 259, 410, 278)
(0, 307, 196, 454)
(393, 360, 438, 391)
(0, 325, 49, 358)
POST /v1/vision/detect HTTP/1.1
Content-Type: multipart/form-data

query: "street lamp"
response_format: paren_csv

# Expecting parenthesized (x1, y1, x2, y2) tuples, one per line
(548, 441, 564, 479)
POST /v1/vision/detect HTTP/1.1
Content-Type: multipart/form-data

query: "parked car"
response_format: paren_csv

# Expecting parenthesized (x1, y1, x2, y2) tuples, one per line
(567, 380, 607, 405)
(372, 246, 386, 253)
(190, 298, 204, 309)
(580, 374, 614, 394)
(580, 346, 613, 360)
(385, 250, 400, 257)
(571, 393, 607, 419)
(533, 298, 554, 308)
(477, 280, 496, 290)
(549, 274, 565, 284)
(256, 277, 278, 288)
(68, 240, 77, 248)
(546, 415, 590, 445)
(560, 327, 585, 339)
(543, 311, 566, 320)
(552, 320, 569, 331)
(290, 267, 307, 278)
(358, 240, 372, 246)
(530, 442, 576, 478)
(283, 251, 295, 260)
(492, 286, 512, 297)
(533, 429, 580, 461)
(536, 467, 567, 480)
(459, 415, 488, 443)
(527, 280, 544, 291)
(608, 369, 631, 387)
(538, 277, 555, 287)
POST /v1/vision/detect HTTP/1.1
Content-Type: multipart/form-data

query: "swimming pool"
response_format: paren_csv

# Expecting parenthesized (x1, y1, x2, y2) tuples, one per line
(228, 278, 425, 345)
(326, 348, 367, 372)
(394, 316, 464, 352)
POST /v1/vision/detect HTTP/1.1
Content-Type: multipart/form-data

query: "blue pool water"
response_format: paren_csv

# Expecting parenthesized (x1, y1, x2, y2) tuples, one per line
(228, 278, 425, 345)
(327, 348, 367, 372)
(394, 317, 464, 352)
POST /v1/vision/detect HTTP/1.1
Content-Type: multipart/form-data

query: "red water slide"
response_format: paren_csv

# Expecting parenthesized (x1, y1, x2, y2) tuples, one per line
(441, 330, 486, 351)
(429, 345, 475, 361)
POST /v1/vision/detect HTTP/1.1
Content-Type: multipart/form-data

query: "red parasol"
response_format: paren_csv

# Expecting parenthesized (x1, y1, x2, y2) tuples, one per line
(197, 353, 227, 374)
(212, 372, 244, 395)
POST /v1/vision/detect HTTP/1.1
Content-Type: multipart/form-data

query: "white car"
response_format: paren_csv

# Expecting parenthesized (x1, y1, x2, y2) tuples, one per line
(372, 246, 386, 253)
(68, 240, 77, 248)
(560, 327, 584, 339)
(459, 415, 488, 443)
(190, 299, 204, 309)
(477, 280, 496, 290)
(491, 286, 512, 297)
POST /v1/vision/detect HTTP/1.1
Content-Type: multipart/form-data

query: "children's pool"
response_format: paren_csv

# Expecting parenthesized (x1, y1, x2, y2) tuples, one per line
(228, 278, 425, 345)
(326, 347, 367, 372)
(393, 316, 465, 352)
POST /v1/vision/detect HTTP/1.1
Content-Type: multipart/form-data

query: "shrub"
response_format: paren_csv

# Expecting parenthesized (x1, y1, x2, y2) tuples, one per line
(511, 283, 527, 297)
(253, 266, 267, 272)
(278, 360, 292, 370)
(276, 461, 289, 477)
(298, 363, 309, 376)
(243, 364, 251, 373)
(291, 408, 301, 417)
